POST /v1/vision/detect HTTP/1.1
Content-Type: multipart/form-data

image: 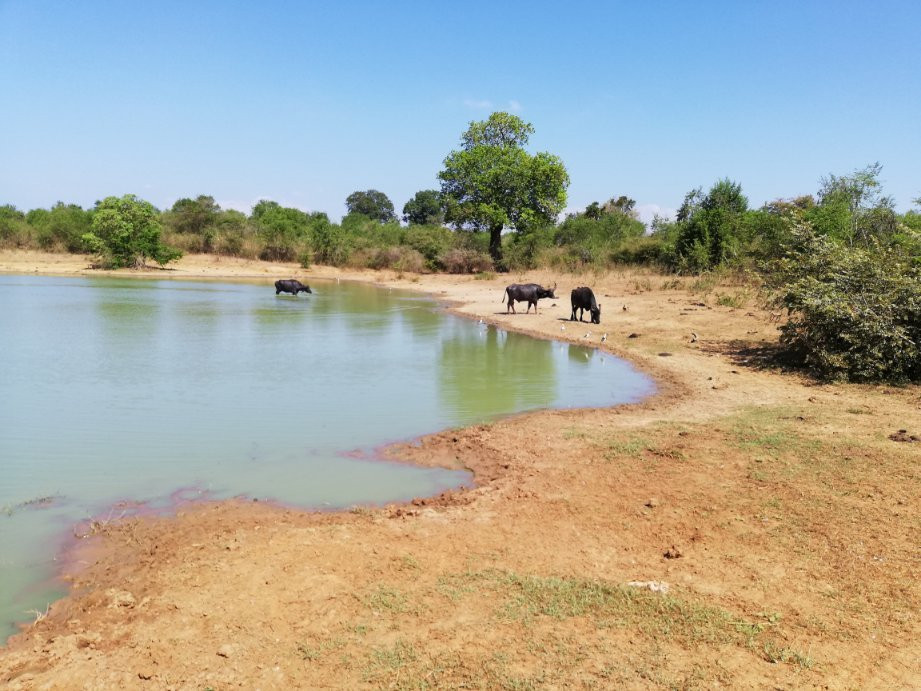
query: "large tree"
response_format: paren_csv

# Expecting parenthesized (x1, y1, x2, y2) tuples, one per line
(345, 189, 395, 223)
(82, 194, 181, 268)
(438, 112, 569, 264)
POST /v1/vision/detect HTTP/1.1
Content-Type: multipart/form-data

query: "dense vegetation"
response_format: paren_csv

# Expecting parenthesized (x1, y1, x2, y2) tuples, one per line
(2, 109, 919, 381)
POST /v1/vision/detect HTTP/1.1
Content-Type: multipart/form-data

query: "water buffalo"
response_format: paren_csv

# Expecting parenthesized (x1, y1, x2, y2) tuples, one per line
(275, 279, 312, 296)
(502, 283, 556, 314)
(570, 286, 601, 324)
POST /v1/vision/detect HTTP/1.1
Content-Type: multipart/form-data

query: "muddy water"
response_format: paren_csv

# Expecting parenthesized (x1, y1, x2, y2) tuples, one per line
(0, 275, 654, 640)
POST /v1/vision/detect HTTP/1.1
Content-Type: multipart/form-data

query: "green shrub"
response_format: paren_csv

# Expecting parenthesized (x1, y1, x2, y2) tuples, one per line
(403, 224, 455, 270)
(672, 180, 749, 272)
(83, 194, 181, 268)
(770, 231, 921, 382)
(609, 236, 668, 265)
(504, 225, 554, 271)
(311, 221, 353, 266)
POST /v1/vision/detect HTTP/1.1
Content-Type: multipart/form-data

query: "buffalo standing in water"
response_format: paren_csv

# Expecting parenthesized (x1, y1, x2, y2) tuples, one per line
(570, 286, 601, 324)
(502, 283, 556, 314)
(275, 279, 312, 296)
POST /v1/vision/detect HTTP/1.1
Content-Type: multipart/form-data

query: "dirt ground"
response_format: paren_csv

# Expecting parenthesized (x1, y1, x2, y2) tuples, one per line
(1, 250, 919, 689)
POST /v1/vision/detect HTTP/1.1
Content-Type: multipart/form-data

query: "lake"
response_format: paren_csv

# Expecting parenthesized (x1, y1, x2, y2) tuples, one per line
(0, 275, 654, 640)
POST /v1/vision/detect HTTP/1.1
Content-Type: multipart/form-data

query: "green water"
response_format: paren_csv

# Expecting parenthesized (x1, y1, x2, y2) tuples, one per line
(0, 275, 654, 640)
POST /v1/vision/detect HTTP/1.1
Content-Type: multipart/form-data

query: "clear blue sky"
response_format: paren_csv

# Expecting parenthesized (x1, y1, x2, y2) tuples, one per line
(2, 0, 918, 223)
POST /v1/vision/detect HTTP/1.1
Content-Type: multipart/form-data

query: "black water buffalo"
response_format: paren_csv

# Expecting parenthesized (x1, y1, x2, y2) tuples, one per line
(275, 279, 312, 296)
(502, 282, 556, 314)
(570, 286, 601, 324)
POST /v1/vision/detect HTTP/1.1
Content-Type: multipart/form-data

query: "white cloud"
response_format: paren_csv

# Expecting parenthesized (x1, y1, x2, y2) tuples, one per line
(635, 203, 676, 224)
(460, 98, 522, 113)
(216, 198, 254, 213)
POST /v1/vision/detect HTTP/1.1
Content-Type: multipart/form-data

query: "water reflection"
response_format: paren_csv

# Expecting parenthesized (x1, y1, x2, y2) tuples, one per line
(439, 324, 557, 422)
(568, 342, 594, 365)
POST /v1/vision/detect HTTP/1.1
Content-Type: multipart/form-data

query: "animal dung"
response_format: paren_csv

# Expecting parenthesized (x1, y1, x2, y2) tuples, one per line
(889, 430, 920, 443)
(663, 545, 683, 559)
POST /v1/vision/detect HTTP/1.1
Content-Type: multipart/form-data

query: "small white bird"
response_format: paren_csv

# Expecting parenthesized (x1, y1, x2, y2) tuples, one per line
(561, 325, 566, 331)
(478, 318, 485, 324)
(601, 333, 607, 343)
(584, 332, 590, 339)
(691, 332, 699, 343)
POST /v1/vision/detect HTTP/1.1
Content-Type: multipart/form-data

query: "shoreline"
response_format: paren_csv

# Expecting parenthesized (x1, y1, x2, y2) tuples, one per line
(1, 250, 919, 688)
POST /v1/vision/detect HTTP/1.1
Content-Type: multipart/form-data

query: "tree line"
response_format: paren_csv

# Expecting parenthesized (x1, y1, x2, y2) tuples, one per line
(1, 111, 919, 381)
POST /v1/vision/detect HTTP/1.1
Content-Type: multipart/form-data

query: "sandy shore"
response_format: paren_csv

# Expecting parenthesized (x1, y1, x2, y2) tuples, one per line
(1, 250, 919, 688)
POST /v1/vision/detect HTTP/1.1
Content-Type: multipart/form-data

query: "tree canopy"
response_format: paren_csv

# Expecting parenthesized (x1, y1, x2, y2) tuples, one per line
(438, 111, 569, 265)
(166, 195, 220, 235)
(671, 179, 749, 272)
(402, 189, 444, 226)
(345, 190, 396, 223)
(812, 163, 898, 246)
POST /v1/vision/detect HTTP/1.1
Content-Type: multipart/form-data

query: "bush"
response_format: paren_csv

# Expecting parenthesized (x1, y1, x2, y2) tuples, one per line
(213, 229, 249, 257)
(403, 224, 455, 270)
(672, 180, 749, 272)
(504, 225, 554, 271)
(259, 243, 298, 262)
(770, 231, 921, 382)
(609, 236, 668, 265)
(439, 248, 494, 274)
(352, 246, 425, 273)
(83, 194, 181, 268)
(311, 221, 353, 266)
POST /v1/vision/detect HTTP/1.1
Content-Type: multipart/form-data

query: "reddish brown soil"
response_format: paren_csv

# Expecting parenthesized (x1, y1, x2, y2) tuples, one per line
(1, 252, 919, 689)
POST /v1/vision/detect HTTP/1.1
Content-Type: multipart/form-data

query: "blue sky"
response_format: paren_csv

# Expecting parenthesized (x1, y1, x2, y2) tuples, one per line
(1, 1, 918, 223)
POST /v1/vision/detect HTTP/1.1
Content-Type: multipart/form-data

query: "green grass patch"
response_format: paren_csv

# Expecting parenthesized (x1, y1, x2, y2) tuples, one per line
(437, 569, 766, 648)
(361, 569, 810, 688)
(761, 641, 814, 668)
(365, 585, 412, 614)
(604, 436, 654, 460)
(715, 290, 750, 308)
(362, 639, 421, 686)
(297, 637, 347, 662)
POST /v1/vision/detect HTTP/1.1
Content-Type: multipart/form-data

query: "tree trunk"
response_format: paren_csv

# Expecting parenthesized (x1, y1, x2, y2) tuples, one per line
(488, 224, 503, 267)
